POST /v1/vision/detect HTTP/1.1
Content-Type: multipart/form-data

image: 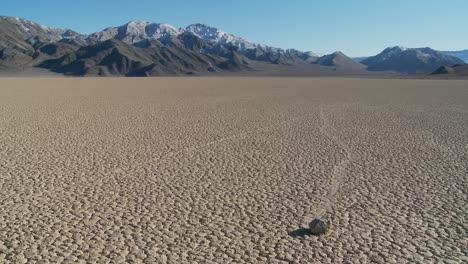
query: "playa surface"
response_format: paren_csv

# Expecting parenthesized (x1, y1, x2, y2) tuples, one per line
(0, 77, 467, 263)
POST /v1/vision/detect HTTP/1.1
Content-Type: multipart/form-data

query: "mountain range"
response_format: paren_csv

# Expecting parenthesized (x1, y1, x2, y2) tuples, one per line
(0, 16, 466, 76)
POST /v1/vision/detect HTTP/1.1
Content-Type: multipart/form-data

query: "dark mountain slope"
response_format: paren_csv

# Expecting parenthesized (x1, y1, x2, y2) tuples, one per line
(38, 39, 149, 76)
(0, 16, 81, 66)
(39, 36, 250, 76)
(431, 64, 468, 76)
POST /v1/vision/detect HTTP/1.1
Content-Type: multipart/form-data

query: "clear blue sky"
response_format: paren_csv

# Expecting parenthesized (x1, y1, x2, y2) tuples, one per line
(2, 0, 467, 56)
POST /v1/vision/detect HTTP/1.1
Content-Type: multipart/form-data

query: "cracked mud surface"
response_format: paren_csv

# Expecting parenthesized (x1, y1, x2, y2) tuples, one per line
(0, 77, 467, 263)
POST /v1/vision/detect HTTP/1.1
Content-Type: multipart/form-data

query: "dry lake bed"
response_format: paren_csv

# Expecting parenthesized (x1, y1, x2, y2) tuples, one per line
(0, 77, 467, 263)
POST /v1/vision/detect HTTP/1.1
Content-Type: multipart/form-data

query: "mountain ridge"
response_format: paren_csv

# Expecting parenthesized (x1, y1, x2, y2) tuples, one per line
(362, 47, 465, 73)
(0, 16, 326, 76)
(441, 50, 468, 62)
(0, 16, 465, 76)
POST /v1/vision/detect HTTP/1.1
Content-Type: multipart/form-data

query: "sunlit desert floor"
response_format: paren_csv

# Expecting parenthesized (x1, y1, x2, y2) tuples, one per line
(0, 77, 467, 263)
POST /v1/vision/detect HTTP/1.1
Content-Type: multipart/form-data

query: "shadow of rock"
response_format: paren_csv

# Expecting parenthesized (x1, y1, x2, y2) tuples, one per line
(288, 228, 311, 238)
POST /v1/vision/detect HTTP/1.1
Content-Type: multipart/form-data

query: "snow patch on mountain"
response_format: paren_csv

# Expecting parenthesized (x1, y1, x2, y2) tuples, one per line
(185, 23, 257, 50)
(0, 16, 78, 41)
(90, 21, 181, 44)
(1, 16, 321, 62)
(379, 46, 407, 60)
(184, 23, 318, 58)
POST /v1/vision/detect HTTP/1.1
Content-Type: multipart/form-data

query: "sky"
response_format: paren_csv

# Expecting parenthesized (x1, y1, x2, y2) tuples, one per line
(2, 0, 468, 56)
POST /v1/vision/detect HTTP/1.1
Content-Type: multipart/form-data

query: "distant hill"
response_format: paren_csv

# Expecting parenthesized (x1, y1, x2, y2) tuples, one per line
(315, 51, 366, 70)
(352, 57, 368, 62)
(431, 64, 468, 76)
(441, 50, 468, 62)
(362, 47, 464, 73)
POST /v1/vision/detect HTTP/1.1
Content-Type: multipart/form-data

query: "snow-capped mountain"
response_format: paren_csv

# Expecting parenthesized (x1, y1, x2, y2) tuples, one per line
(367, 46, 407, 62)
(0, 16, 83, 66)
(4, 15, 463, 76)
(362, 47, 465, 73)
(0, 16, 79, 42)
(184, 23, 308, 56)
(185, 23, 258, 51)
(84, 21, 318, 65)
(88, 21, 181, 44)
(185, 24, 320, 64)
(89, 22, 290, 54)
(83, 21, 321, 61)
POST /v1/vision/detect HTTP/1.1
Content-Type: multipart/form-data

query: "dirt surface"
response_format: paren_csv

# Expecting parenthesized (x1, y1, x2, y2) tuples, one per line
(0, 77, 467, 263)
(0, 67, 61, 77)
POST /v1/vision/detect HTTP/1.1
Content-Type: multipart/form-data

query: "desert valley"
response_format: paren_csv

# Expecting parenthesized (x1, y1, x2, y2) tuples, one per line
(1, 5, 467, 263)
(1, 77, 467, 263)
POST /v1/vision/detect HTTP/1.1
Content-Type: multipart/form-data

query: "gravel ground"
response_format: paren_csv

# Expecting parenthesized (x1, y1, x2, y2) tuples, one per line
(0, 77, 467, 263)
